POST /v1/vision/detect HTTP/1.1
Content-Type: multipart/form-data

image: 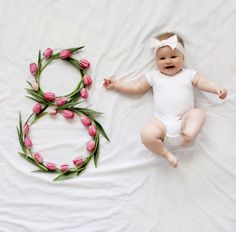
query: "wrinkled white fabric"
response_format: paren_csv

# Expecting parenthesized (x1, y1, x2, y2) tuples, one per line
(0, 0, 236, 232)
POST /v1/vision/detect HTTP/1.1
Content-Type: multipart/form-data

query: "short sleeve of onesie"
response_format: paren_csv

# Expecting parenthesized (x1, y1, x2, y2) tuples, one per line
(145, 70, 156, 86)
(187, 69, 198, 81)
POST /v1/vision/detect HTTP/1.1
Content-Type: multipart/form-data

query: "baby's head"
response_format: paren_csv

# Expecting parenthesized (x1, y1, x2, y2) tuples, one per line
(151, 32, 185, 76)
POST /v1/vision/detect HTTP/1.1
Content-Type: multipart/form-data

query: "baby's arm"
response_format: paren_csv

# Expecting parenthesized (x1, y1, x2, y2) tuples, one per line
(192, 73, 227, 99)
(104, 75, 151, 95)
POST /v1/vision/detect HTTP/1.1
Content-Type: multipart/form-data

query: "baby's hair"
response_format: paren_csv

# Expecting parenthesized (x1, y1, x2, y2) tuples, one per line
(155, 32, 184, 47)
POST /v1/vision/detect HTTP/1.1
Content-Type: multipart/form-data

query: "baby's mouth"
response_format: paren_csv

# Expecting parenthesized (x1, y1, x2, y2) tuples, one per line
(165, 65, 175, 69)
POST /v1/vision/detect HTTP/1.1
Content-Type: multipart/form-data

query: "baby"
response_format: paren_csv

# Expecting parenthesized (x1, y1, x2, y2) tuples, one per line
(103, 32, 227, 168)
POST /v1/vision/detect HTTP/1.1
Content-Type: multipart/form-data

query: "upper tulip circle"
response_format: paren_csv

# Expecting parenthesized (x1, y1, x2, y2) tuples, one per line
(27, 47, 93, 107)
(17, 47, 109, 181)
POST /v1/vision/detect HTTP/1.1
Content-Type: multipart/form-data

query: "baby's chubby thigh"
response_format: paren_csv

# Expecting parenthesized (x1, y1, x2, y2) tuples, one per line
(141, 118, 166, 146)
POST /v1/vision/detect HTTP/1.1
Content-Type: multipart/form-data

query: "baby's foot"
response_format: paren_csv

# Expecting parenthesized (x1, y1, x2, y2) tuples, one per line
(165, 151, 178, 168)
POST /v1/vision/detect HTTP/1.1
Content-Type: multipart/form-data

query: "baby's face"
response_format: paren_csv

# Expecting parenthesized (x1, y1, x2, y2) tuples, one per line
(156, 46, 184, 76)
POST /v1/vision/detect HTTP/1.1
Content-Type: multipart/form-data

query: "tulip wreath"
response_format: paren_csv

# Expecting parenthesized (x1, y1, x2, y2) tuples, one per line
(17, 47, 109, 181)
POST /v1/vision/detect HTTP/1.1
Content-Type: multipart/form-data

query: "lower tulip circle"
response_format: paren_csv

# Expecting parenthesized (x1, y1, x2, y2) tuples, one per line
(18, 108, 108, 181)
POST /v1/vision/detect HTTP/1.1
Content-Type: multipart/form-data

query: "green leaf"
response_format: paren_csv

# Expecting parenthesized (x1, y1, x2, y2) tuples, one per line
(35, 163, 48, 172)
(50, 53, 60, 59)
(69, 46, 85, 53)
(76, 167, 86, 176)
(74, 108, 103, 117)
(38, 50, 42, 70)
(26, 88, 43, 99)
(53, 171, 78, 181)
(18, 112, 23, 135)
(31, 169, 48, 173)
(18, 152, 27, 157)
(17, 127, 26, 153)
(18, 152, 36, 165)
(26, 96, 47, 105)
(26, 90, 54, 106)
(30, 112, 47, 126)
(93, 136, 100, 167)
(93, 119, 110, 142)
(25, 89, 45, 101)
(69, 94, 81, 103)
(66, 81, 83, 98)
(56, 101, 82, 110)
(66, 58, 81, 69)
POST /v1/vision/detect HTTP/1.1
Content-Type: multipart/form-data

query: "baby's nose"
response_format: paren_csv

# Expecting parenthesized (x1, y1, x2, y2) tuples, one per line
(166, 58, 172, 64)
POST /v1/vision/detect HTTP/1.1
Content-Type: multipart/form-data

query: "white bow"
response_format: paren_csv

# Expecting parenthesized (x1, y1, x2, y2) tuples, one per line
(150, 35, 184, 54)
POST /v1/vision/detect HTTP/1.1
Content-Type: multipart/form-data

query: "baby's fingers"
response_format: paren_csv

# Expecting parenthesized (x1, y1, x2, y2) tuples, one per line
(217, 89, 227, 99)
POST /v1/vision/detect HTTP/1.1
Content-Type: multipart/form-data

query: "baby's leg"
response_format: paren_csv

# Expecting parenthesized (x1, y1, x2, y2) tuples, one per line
(141, 118, 178, 168)
(181, 108, 205, 145)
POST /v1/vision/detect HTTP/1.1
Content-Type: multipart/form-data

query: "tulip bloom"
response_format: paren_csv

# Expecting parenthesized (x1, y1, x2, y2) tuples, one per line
(81, 115, 91, 127)
(43, 92, 56, 102)
(60, 164, 69, 172)
(88, 125, 97, 137)
(86, 140, 96, 152)
(29, 63, 38, 75)
(33, 103, 42, 114)
(80, 88, 88, 99)
(83, 74, 93, 86)
(46, 162, 56, 171)
(73, 156, 84, 167)
(48, 109, 57, 115)
(34, 152, 43, 164)
(59, 49, 71, 59)
(24, 137, 32, 148)
(43, 48, 53, 59)
(56, 97, 67, 106)
(79, 59, 90, 69)
(31, 80, 39, 91)
(23, 123, 30, 135)
(62, 109, 74, 119)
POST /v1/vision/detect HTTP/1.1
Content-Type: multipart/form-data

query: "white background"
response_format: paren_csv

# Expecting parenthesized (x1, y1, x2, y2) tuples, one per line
(0, 0, 236, 231)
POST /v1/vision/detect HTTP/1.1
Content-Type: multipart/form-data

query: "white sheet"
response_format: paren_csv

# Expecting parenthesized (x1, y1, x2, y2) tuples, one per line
(1, 0, 236, 231)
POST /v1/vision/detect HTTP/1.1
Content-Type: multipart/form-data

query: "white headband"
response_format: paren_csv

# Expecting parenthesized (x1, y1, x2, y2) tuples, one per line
(150, 35, 185, 55)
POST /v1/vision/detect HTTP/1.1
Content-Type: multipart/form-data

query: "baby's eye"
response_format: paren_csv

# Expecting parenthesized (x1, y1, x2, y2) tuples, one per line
(171, 56, 177, 59)
(160, 57, 165, 60)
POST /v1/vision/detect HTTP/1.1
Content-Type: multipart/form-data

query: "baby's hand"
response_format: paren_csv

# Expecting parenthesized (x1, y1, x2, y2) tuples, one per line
(216, 88, 227, 99)
(103, 76, 117, 89)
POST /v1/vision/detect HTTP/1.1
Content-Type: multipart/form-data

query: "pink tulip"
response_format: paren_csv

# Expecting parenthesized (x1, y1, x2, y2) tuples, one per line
(43, 48, 53, 59)
(60, 164, 69, 172)
(81, 115, 91, 127)
(88, 125, 97, 137)
(43, 92, 56, 102)
(73, 156, 84, 167)
(31, 80, 39, 91)
(24, 137, 32, 148)
(48, 109, 57, 115)
(33, 152, 43, 164)
(33, 103, 42, 114)
(79, 59, 90, 69)
(80, 88, 88, 99)
(83, 74, 93, 86)
(46, 162, 56, 171)
(56, 97, 67, 106)
(62, 109, 74, 119)
(23, 123, 30, 135)
(86, 140, 96, 152)
(29, 63, 38, 75)
(59, 49, 71, 59)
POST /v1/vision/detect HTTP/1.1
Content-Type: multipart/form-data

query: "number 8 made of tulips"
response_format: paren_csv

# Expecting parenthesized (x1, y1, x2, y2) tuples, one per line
(16, 47, 109, 181)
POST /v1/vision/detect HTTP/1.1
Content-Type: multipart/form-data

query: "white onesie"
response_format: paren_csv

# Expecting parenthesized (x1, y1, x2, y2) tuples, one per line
(145, 68, 197, 137)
